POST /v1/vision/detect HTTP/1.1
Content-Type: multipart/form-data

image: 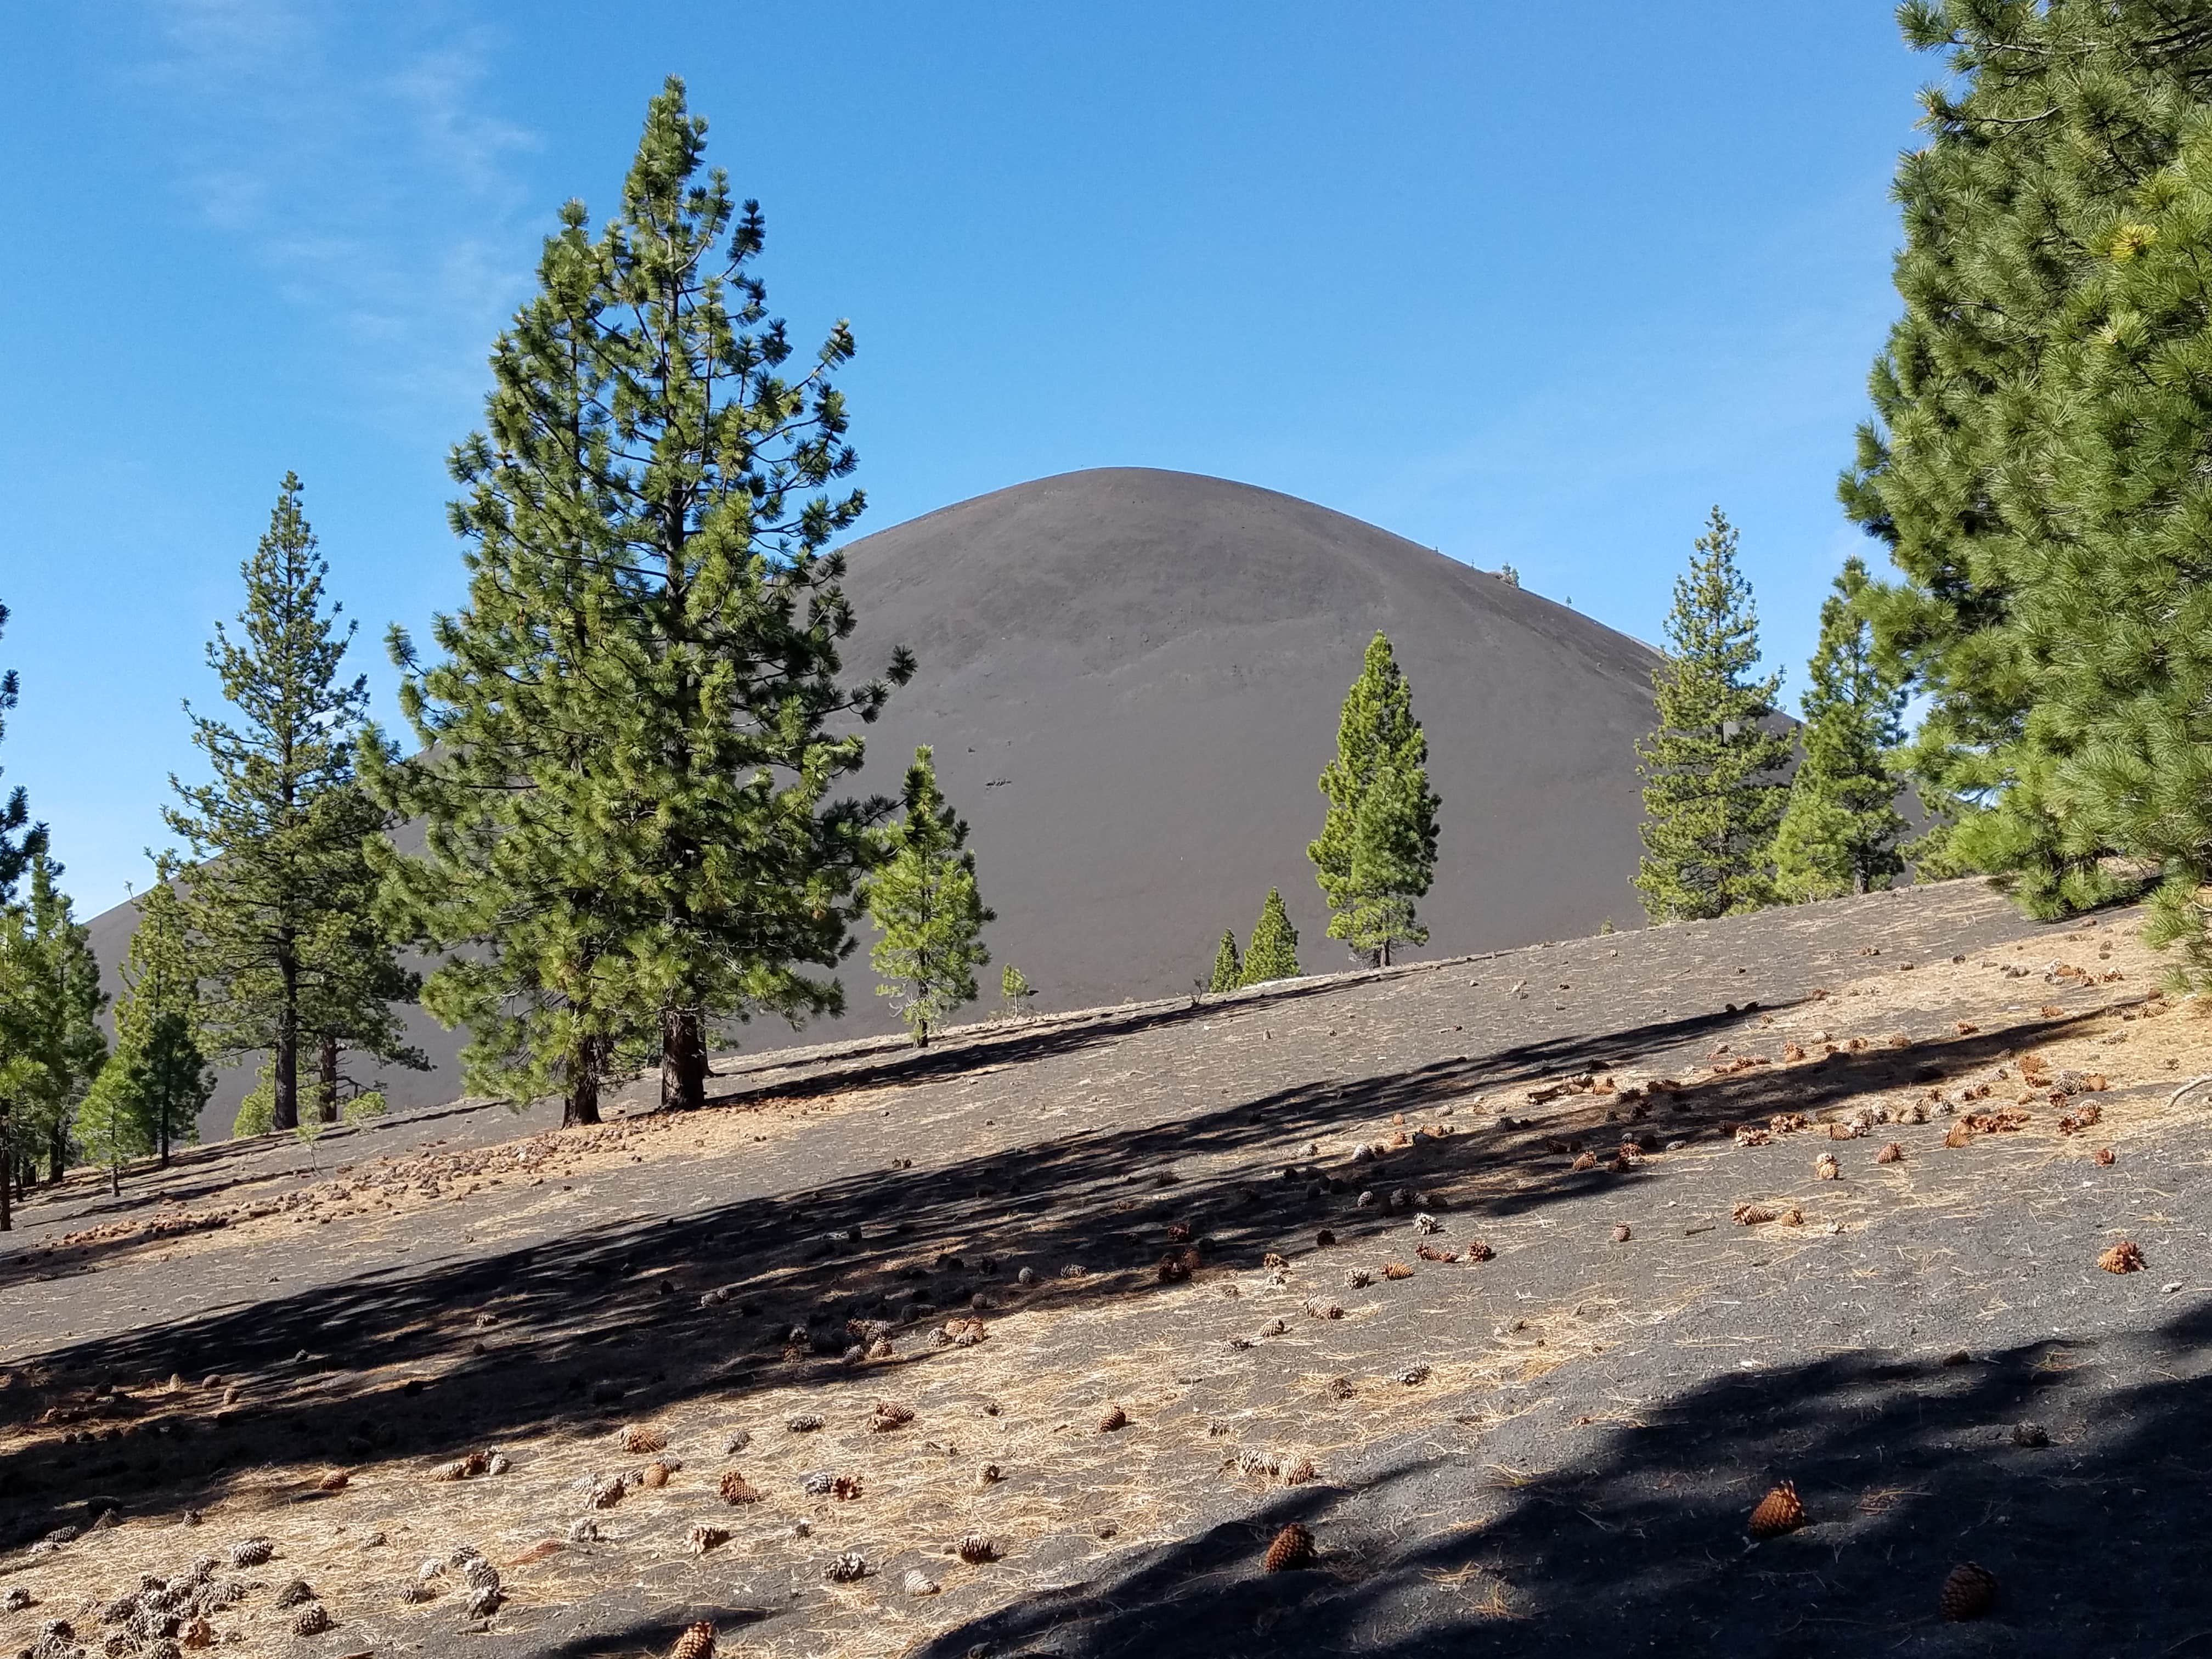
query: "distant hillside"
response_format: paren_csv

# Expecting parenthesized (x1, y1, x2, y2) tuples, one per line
(89, 467, 1662, 1138)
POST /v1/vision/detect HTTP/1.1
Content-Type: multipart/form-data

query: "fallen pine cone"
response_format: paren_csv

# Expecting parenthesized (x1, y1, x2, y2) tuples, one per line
(1415, 1244, 1457, 1262)
(1611, 1224, 1631, 1243)
(2094, 1147, 2115, 1166)
(1464, 1240, 1495, 1262)
(956, 1532, 999, 1564)
(1815, 1153, 1839, 1181)
(1876, 1142, 1903, 1164)
(1747, 1479, 1805, 1539)
(1781, 1206, 1804, 1226)
(2057, 1103, 2102, 1135)
(687, 1524, 730, 1555)
(831, 1474, 864, 1500)
(2099, 1240, 2146, 1274)
(1156, 1253, 1190, 1284)
(1314, 1228, 1336, 1247)
(1383, 1262, 1415, 1280)
(668, 1621, 716, 1659)
(641, 1459, 679, 1488)
(291, 1603, 332, 1636)
(1263, 1521, 1316, 1572)
(440, 1450, 490, 1481)
(1733, 1203, 1776, 1226)
(317, 1470, 350, 1493)
(1939, 1561, 1997, 1621)
(1944, 1121, 1973, 1149)
(870, 1401, 915, 1432)
(1571, 1151, 1599, 1171)
(1262, 1251, 1288, 1269)
(1097, 1405, 1128, 1433)
(1734, 1126, 1771, 1148)
(1166, 1221, 1192, 1244)
(621, 1427, 667, 1455)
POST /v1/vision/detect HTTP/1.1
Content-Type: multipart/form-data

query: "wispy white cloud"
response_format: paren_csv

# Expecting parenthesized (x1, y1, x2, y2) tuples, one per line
(133, 0, 540, 419)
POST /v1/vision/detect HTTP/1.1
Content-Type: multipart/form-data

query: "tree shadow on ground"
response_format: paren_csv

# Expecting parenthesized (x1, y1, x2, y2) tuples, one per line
(910, 1298, 2212, 1659)
(0, 1004, 2103, 1559)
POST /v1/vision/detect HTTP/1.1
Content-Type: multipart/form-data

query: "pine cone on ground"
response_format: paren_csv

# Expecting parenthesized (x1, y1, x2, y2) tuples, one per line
(831, 1474, 864, 1500)
(1939, 1562, 1997, 1621)
(2094, 1147, 2115, 1166)
(956, 1532, 999, 1564)
(1156, 1252, 1190, 1283)
(1097, 1405, 1128, 1432)
(640, 1459, 678, 1488)
(1263, 1522, 1316, 1572)
(2099, 1239, 2146, 1274)
(718, 1469, 760, 1505)
(1876, 1142, 1903, 1164)
(1611, 1224, 1632, 1243)
(317, 1470, 349, 1492)
(1464, 1240, 1495, 1262)
(1415, 1244, 1457, 1262)
(1814, 1153, 1840, 1181)
(1733, 1203, 1775, 1226)
(621, 1427, 667, 1455)
(290, 1603, 331, 1636)
(1945, 1121, 1973, 1148)
(870, 1401, 915, 1432)
(1747, 1480, 1805, 1539)
(687, 1525, 730, 1555)
(1314, 1229, 1336, 1246)
(667, 1621, 716, 1659)
(1571, 1151, 1599, 1171)
(1261, 1252, 1289, 1269)
(1383, 1262, 1414, 1280)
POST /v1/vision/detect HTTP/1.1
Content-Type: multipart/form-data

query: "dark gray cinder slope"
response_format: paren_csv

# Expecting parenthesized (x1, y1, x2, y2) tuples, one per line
(87, 466, 1660, 1138)
(834, 467, 1657, 1018)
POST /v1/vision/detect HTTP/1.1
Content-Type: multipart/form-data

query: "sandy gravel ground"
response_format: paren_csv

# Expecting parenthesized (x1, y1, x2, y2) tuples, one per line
(3, 879, 2209, 1659)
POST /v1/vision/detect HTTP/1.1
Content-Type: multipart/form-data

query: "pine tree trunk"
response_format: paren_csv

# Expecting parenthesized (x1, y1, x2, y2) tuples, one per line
(318, 1034, 340, 1124)
(563, 1033, 602, 1128)
(1381, 940, 1391, 969)
(109, 1160, 120, 1198)
(0, 1117, 12, 1232)
(661, 1010, 708, 1110)
(47, 1122, 66, 1183)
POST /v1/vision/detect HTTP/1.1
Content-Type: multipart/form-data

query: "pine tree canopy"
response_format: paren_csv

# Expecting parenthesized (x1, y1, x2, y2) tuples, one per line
(1242, 888, 1301, 985)
(368, 78, 913, 1121)
(1980, 114, 2212, 985)
(1843, 3, 2212, 894)
(1773, 557, 1908, 903)
(864, 747, 992, 1047)
(1208, 929, 1242, 994)
(166, 473, 402, 1133)
(1308, 632, 1441, 966)
(1633, 507, 1792, 922)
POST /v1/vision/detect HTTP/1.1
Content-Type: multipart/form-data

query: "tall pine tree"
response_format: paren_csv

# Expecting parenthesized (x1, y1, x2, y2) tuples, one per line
(1773, 558, 1908, 902)
(1988, 117, 2212, 986)
(1843, 4, 2212, 891)
(1308, 633, 1441, 966)
(166, 475, 404, 1132)
(864, 748, 992, 1047)
(18, 851, 106, 1182)
(1633, 508, 1792, 921)
(1242, 888, 1301, 984)
(369, 79, 912, 1121)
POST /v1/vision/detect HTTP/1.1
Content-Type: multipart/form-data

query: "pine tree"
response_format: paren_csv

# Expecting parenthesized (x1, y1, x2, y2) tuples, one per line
(1308, 633, 1441, 966)
(1633, 508, 1792, 921)
(0, 600, 43, 905)
(166, 474, 403, 1133)
(116, 859, 212, 1163)
(1773, 558, 1908, 902)
(1978, 119, 2212, 986)
(1207, 929, 1242, 993)
(1242, 888, 1300, 984)
(864, 748, 992, 1047)
(999, 964, 1035, 1015)
(1842, 5, 2212, 892)
(0, 851, 106, 1198)
(368, 78, 911, 1123)
(74, 1067, 146, 1198)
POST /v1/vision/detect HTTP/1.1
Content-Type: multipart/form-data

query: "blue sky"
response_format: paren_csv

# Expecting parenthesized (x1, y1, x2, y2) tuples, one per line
(0, 2, 1936, 916)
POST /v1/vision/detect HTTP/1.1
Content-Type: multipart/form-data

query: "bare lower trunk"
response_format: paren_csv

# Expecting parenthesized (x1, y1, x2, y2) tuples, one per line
(318, 1034, 340, 1124)
(1381, 940, 1392, 969)
(661, 1009, 708, 1111)
(109, 1160, 120, 1197)
(563, 1034, 602, 1128)
(1, 1116, 12, 1231)
(47, 1122, 65, 1183)
(273, 941, 299, 1133)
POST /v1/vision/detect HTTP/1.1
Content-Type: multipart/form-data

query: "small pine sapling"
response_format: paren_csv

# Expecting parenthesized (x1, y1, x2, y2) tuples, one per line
(865, 748, 994, 1047)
